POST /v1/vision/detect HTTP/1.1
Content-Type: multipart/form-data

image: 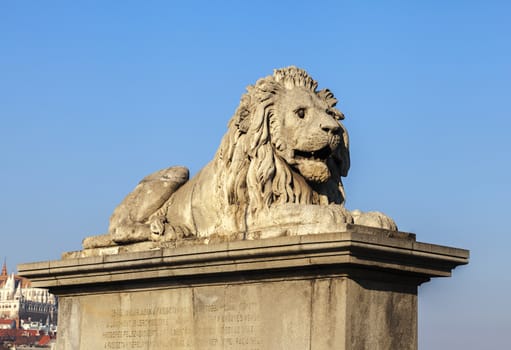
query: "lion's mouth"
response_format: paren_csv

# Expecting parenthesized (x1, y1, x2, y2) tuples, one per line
(294, 145, 332, 162)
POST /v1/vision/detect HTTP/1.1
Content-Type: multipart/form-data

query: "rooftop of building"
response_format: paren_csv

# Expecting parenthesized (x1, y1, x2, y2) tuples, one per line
(0, 261, 31, 289)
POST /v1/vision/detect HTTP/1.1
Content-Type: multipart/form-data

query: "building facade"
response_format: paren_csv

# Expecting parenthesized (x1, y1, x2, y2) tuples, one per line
(0, 262, 57, 329)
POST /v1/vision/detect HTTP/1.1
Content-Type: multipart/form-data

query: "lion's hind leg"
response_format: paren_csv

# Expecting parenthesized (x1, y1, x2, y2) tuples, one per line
(107, 166, 190, 245)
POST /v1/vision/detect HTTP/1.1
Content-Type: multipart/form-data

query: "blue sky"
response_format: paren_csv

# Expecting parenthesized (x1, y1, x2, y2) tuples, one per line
(1, 1, 510, 348)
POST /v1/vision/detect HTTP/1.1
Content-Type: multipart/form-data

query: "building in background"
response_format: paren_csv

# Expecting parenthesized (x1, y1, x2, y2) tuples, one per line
(0, 261, 57, 330)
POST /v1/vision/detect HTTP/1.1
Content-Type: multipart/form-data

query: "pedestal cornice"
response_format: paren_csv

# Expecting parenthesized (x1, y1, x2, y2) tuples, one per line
(18, 225, 468, 295)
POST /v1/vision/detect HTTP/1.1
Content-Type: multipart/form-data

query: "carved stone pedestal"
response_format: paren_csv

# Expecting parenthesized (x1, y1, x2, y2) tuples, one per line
(18, 225, 468, 350)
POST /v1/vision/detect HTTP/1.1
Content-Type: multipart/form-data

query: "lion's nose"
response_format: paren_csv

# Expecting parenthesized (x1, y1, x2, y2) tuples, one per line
(321, 123, 340, 135)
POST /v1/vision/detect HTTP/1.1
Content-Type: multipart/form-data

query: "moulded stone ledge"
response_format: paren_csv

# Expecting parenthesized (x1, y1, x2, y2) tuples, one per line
(18, 226, 468, 293)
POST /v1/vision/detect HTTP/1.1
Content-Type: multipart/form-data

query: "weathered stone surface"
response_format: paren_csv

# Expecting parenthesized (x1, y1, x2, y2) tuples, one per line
(60, 281, 316, 349)
(19, 228, 468, 350)
(83, 67, 396, 250)
(55, 278, 416, 350)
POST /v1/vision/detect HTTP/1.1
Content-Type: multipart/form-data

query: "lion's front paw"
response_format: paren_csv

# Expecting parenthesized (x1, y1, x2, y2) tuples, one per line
(351, 209, 397, 231)
(149, 221, 195, 242)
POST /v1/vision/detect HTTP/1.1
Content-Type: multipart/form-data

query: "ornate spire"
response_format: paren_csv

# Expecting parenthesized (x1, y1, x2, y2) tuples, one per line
(1, 258, 6, 276)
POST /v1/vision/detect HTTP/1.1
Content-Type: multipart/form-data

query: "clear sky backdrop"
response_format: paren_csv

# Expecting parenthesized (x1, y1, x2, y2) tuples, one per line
(1, 1, 510, 348)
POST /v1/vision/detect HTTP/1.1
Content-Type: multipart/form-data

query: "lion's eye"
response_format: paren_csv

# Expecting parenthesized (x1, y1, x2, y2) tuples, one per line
(295, 108, 305, 119)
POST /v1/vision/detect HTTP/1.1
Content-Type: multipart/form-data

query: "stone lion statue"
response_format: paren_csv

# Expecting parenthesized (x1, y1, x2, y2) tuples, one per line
(83, 66, 396, 249)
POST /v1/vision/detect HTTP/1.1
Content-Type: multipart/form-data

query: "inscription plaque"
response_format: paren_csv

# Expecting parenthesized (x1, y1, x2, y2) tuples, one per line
(61, 280, 313, 349)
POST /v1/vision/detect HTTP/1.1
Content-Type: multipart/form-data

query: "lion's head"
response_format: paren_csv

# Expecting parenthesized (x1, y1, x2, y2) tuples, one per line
(217, 66, 350, 213)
